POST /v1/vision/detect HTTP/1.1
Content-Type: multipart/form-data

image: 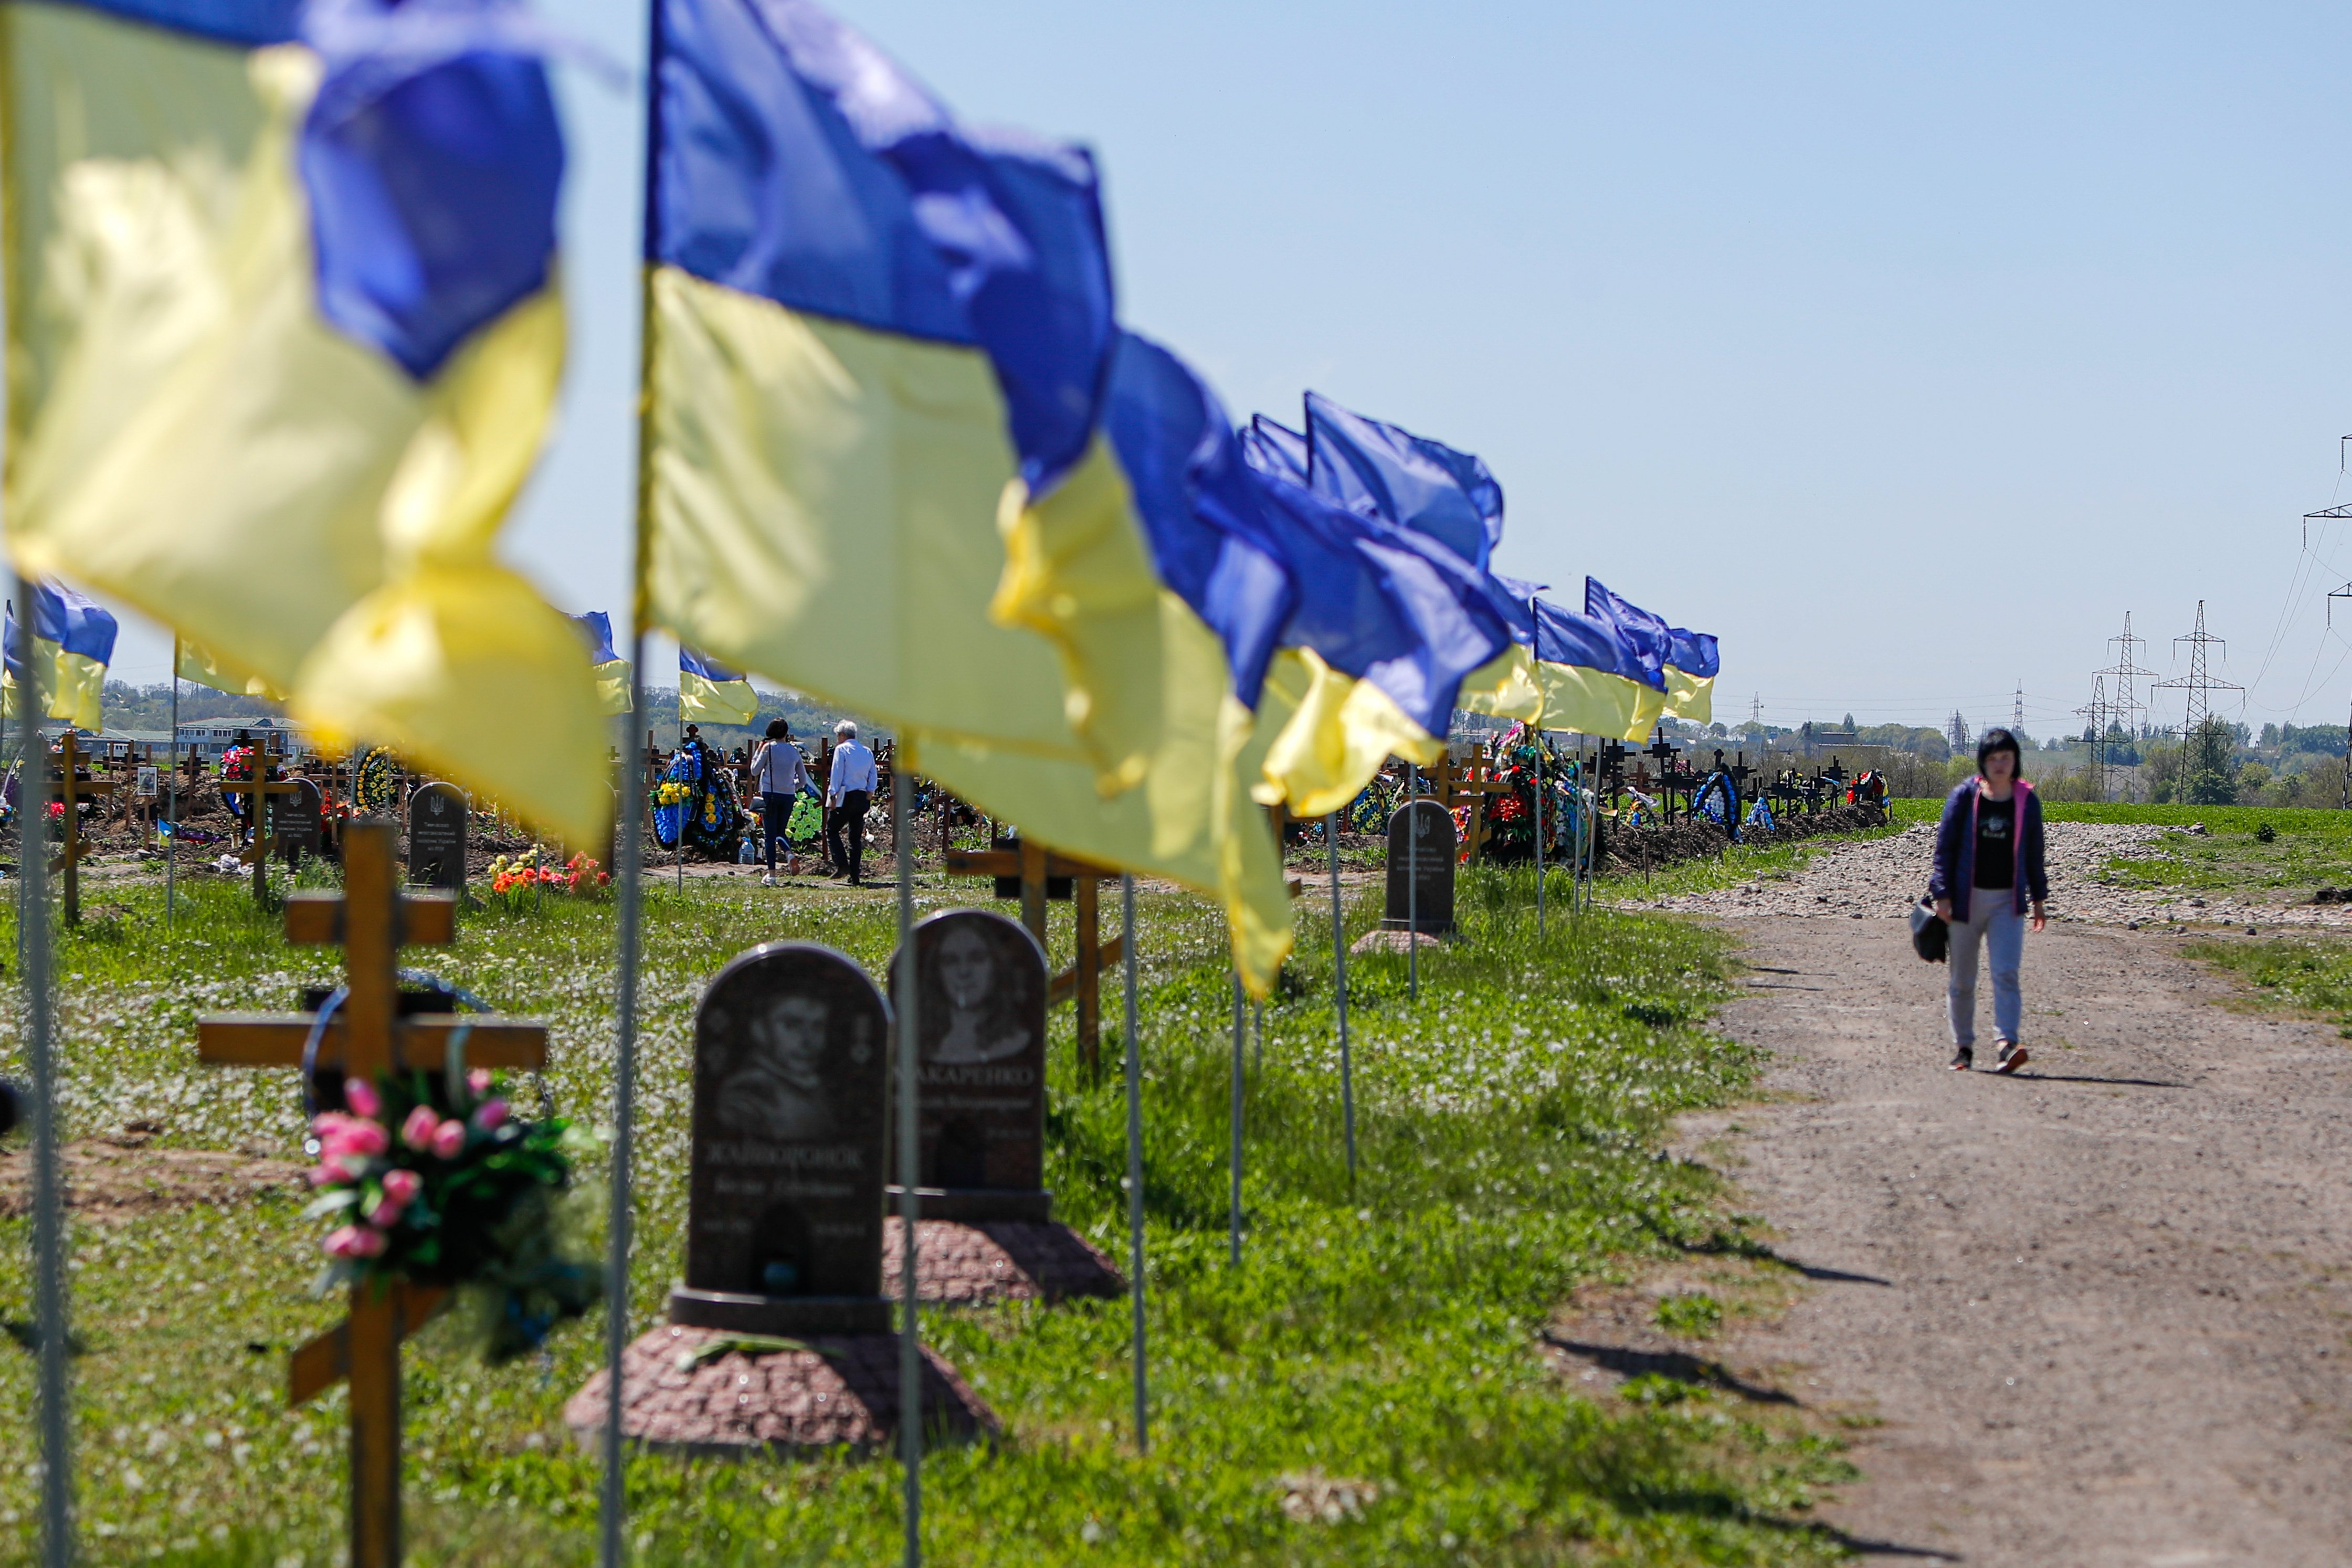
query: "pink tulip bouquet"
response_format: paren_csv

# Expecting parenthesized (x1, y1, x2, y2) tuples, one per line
(306, 1068, 599, 1363)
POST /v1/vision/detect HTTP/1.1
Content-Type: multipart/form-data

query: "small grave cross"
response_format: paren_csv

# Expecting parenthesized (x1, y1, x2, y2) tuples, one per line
(195, 822, 547, 1568)
(45, 732, 118, 924)
(218, 734, 304, 905)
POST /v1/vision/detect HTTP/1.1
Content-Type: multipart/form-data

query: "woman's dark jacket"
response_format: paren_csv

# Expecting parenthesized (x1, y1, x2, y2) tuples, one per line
(1926, 778, 2048, 921)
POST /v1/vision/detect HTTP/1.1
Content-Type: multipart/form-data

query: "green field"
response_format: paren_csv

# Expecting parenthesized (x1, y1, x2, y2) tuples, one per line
(0, 867, 1853, 1566)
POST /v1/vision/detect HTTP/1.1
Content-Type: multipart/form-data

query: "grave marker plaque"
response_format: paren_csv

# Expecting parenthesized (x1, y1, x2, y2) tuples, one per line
(405, 782, 467, 890)
(277, 777, 325, 867)
(1382, 798, 1457, 934)
(672, 942, 893, 1333)
(889, 910, 1050, 1222)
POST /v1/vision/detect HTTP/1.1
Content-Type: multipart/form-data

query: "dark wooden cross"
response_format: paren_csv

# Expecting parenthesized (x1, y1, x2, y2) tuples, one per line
(218, 733, 304, 905)
(195, 821, 547, 1568)
(45, 731, 118, 924)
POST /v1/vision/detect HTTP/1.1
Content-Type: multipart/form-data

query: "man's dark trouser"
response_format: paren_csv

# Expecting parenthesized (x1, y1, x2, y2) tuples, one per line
(826, 789, 871, 883)
(762, 792, 794, 871)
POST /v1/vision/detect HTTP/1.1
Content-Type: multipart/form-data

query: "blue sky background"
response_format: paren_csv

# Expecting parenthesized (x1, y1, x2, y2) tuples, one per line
(94, 3, 2352, 741)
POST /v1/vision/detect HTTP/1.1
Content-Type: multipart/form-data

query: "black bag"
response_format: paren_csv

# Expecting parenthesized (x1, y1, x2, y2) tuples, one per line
(1909, 897, 1948, 963)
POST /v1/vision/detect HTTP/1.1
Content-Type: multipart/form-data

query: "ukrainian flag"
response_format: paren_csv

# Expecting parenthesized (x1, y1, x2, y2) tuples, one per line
(1455, 573, 1550, 726)
(1583, 576, 1720, 729)
(571, 612, 632, 717)
(178, 638, 286, 702)
(1531, 597, 1667, 742)
(2, 582, 118, 733)
(1235, 411, 1512, 816)
(1665, 626, 1721, 724)
(1, 0, 608, 847)
(642, 0, 1294, 989)
(678, 644, 757, 727)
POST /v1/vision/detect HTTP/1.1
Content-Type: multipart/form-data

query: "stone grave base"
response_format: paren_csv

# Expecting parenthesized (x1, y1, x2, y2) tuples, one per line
(1351, 927, 1450, 956)
(882, 1218, 1126, 1306)
(564, 1326, 997, 1458)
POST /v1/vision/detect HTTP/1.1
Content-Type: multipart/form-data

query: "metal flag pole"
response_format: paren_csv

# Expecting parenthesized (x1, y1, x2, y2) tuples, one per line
(1534, 740, 1546, 941)
(597, 629, 647, 1568)
(893, 761, 923, 1568)
(1328, 813, 1355, 1184)
(1406, 762, 1419, 1001)
(1228, 971, 1245, 1266)
(166, 639, 179, 928)
(17, 577, 72, 1568)
(1121, 874, 1147, 1449)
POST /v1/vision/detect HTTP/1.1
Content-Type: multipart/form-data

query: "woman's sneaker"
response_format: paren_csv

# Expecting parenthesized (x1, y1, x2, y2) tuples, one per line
(1949, 1045, 1973, 1072)
(1994, 1043, 2029, 1075)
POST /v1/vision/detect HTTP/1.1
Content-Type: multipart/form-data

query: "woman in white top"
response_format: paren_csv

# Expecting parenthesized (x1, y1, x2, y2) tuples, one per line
(749, 719, 817, 885)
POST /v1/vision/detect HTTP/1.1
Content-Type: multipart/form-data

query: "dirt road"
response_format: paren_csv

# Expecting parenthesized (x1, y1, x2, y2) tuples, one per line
(1682, 911, 2352, 1565)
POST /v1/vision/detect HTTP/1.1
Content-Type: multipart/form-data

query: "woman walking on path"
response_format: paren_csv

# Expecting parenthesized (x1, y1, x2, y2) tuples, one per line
(1928, 728, 2048, 1073)
(750, 719, 817, 886)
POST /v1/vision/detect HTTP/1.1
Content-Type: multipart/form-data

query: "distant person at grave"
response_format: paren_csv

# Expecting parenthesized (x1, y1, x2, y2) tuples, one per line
(1927, 727, 2048, 1076)
(823, 720, 878, 885)
(929, 921, 1030, 1065)
(749, 719, 817, 887)
(716, 991, 835, 1138)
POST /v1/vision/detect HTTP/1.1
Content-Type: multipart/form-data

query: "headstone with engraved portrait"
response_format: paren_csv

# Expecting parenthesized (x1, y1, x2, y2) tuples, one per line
(405, 780, 469, 889)
(887, 909, 1051, 1222)
(1382, 798, 1457, 934)
(275, 776, 325, 868)
(671, 942, 894, 1333)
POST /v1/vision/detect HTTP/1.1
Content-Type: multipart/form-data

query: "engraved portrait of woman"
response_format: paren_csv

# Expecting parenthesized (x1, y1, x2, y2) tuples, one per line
(919, 915, 1037, 1066)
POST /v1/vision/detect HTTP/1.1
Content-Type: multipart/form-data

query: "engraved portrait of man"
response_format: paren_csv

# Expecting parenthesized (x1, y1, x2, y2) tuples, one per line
(716, 991, 833, 1138)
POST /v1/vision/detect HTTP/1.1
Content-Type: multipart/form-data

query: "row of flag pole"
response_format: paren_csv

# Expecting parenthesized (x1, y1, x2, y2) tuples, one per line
(0, 0, 1723, 1564)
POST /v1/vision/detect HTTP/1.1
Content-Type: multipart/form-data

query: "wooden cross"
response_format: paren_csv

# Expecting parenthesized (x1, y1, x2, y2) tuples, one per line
(218, 734, 304, 905)
(194, 822, 547, 1568)
(44, 732, 120, 925)
(1438, 760, 1514, 864)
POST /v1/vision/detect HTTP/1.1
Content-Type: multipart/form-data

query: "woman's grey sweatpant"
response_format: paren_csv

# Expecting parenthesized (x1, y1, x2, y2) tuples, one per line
(1947, 892, 2024, 1048)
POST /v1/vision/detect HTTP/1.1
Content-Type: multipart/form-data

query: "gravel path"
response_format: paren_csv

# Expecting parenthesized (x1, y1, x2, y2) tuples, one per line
(1683, 915, 2352, 1565)
(1633, 819, 2352, 930)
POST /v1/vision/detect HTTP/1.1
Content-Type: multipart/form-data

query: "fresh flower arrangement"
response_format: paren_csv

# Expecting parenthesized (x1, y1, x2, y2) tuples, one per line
(308, 1068, 600, 1364)
(486, 849, 611, 897)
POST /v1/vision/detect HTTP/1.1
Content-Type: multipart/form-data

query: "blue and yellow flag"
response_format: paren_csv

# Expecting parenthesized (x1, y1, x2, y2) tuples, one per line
(642, 0, 1294, 989)
(572, 612, 633, 717)
(1304, 391, 1505, 573)
(678, 645, 758, 727)
(1531, 597, 1668, 742)
(1235, 419, 1513, 814)
(2, 582, 118, 733)
(1, 0, 607, 846)
(1664, 626, 1721, 724)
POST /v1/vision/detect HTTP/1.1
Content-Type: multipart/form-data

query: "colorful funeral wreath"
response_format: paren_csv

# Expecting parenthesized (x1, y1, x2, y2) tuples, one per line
(308, 1057, 600, 1365)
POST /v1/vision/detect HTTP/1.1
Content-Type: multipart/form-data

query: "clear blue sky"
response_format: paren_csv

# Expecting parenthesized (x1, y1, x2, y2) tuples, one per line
(93, 3, 2352, 742)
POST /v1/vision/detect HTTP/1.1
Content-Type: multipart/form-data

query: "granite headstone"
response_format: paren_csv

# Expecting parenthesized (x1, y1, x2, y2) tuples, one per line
(887, 909, 1050, 1221)
(406, 781, 468, 889)
(672, 942, 893, 1334)
(275, 777, 324, 867)
(1382, 798, 1457, 934)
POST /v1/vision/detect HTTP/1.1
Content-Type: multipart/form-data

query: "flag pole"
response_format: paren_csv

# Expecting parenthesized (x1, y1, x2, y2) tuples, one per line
(166, 639, 179, 928)
(1534, 737, 1546, 941)
(1406, 762, 1419, 1001)
(1228, 971, 1245, 1266)
(1121, 872, 1147, 1449)
(1328, 813, 1355, 1184)
(600, 24, 667, 1545)
(893, 757, 923, 1568)
(17, 576, 73, 1568)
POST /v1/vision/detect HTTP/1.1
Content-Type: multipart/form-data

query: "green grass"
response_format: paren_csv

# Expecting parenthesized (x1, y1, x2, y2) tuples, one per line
(0, 868, 1852, 1566)
(2184, 935, 2352, 1037)
(1890, 798, 2352, 902)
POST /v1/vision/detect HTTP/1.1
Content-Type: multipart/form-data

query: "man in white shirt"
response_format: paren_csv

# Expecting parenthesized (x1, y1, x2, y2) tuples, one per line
(822, 721, 879, 885)
(748, 719, 817, 886)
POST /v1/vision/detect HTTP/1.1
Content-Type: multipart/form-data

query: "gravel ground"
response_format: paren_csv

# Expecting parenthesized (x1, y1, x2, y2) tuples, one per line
(1631, 819, 2352, 930)
(1675, 915, 2352, 1565)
